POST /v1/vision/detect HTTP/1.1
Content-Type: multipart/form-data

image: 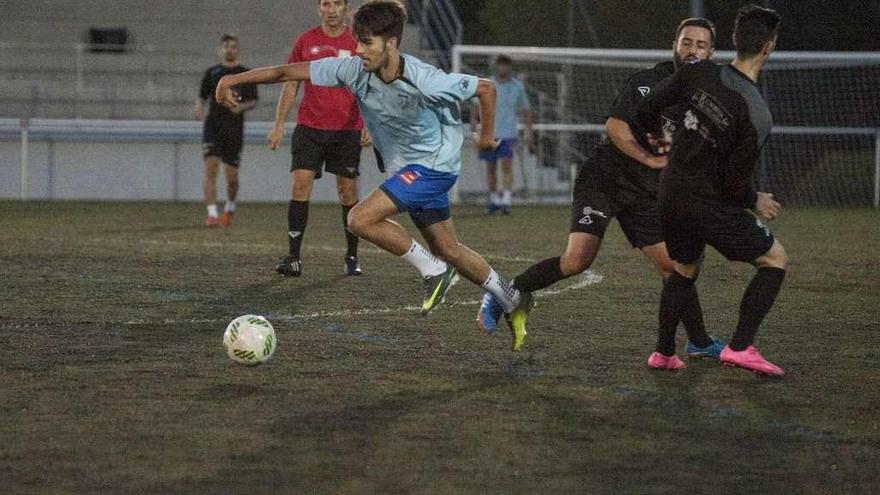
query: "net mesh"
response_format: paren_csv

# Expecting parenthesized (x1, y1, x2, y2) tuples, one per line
(454, 48, 880, 207)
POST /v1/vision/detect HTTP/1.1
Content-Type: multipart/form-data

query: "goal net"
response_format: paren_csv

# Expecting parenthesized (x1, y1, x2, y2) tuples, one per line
(452, 46, 880, 208)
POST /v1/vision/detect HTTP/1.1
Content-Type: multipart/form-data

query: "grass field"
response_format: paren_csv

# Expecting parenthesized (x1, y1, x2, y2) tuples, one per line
(1, 201, 878, 494)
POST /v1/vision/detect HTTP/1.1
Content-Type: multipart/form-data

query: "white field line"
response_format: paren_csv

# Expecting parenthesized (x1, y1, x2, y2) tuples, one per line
(122, 270, 604, 326)
(40, 236, 540, 263)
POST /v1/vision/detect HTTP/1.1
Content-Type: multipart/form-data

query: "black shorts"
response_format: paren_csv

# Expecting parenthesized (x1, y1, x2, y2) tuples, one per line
(202, 120, 243, 167)
(660, 196, 775, 264)
(290, 126, 361, 179)
(569, 161, 664, 249)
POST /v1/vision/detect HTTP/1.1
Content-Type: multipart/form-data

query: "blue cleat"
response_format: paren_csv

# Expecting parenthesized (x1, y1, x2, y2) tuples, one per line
(477, 292, 503, 334)
(686, 336, 726, 359)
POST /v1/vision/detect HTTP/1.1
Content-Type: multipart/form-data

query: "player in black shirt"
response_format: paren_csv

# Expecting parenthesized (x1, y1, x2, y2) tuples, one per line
(478, 18, 721, 356)
(195, 34, 258, 227)
(634, 5, 787, 376)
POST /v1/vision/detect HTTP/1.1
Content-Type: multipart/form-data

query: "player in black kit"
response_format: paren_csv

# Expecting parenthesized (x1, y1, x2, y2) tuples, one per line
(634, 5, 787, 375)
(478, 18, 721, 357)
(196, 34, 258, 227)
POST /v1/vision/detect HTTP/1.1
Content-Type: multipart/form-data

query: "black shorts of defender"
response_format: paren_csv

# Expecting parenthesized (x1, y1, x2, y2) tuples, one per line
(290, 125, 362, 179)
(202, 121, 244, 167)
(661, 199, 775, 264)
(569, 163, 664, 249)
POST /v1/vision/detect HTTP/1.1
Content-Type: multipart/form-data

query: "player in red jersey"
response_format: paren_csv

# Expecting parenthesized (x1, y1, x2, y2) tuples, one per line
(268, 0, 370, 277)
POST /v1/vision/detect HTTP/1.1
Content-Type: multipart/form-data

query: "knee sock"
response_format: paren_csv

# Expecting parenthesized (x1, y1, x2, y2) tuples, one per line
(401, 240, 447, 278)
(730, 267, 786, 351)
(482, 269, 520, 313)
(680, 281, 712, 348)
(512, 257, 566, 293)
(341, 203, 358, 258)
(656, 271, 697, 356)
(288, 200, 309, 258)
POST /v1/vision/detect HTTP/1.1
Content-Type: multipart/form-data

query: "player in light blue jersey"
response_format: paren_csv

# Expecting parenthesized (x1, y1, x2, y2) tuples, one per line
(471, 55, 532, 215)
(215, 1, 532, 350)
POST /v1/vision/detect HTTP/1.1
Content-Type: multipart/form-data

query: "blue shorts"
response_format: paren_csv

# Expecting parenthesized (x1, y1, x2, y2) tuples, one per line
(380, 164, 458, 229)
(479, 138, 517, 162)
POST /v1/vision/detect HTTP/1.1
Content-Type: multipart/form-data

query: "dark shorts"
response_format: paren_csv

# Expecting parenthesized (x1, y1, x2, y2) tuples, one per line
(479, 138, 517, 162)
(202, 120, 243, 167)
(660, 196, 775, 264)
(569, 161, 664, 249)
(379, 164, 457, 229)
(290, 125, 361, 179)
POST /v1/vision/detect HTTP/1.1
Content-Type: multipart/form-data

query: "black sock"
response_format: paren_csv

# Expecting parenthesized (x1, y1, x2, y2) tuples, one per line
(657, 271, 696, 356)
(730, 267, 786, 351)
(341, 203, 358, 258)
(512, 257, 566, 292)
(288, 200, 309, 259)
(680, 281, 712, 348)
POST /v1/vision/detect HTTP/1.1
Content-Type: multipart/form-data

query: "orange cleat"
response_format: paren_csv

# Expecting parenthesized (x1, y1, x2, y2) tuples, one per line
(220, 211, 234, 227)
(205, 216, 219, 227)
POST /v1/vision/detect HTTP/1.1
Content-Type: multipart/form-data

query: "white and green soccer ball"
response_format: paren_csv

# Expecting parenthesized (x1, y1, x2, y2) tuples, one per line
(223, 315, 277, 365)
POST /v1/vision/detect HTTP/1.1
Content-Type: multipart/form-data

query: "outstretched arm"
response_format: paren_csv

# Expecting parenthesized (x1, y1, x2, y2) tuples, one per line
(215, 63, 311, 109)
(474, 79, 498, 151)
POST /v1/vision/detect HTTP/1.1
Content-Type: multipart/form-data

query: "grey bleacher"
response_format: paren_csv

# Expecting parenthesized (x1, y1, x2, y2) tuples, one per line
(1, 0, 424, 120)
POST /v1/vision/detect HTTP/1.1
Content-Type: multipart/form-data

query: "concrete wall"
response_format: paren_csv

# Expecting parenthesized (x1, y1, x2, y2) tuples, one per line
(0, 133, 546, 203)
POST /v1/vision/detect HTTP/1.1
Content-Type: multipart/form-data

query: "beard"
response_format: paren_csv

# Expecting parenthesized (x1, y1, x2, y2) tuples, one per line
(674, 52, 700, 69)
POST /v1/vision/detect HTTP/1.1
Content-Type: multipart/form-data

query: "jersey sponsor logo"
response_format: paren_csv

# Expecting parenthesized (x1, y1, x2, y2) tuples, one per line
(637, 86, 651, 97)
(288, 230, 302, 239)
(400, 170, 418, 186)
(578, 206, 607, 226)
(684, 110, 700, 131)
(690, 90, 732, 130)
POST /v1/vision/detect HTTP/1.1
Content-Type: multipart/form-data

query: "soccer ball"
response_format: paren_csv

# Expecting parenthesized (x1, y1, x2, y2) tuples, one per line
(223, 315, 277, 365)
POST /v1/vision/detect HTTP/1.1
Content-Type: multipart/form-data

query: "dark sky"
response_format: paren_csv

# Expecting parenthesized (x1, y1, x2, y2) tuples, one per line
(454, 0, 880, 51)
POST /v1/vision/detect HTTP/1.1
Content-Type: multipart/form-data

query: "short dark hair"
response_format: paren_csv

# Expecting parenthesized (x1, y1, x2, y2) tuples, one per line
(676, 17, 716, 47)
(353, 1, 407, 44)
(495, 55, 512, 66)
(220, 34, 238, 44)
(733, 4, 781, 58)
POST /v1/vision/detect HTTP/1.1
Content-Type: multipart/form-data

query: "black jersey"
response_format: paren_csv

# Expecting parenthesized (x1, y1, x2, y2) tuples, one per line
(199, 64, 258, 129)
(596, 61, 681, 196)
(633, 60, 773, 209)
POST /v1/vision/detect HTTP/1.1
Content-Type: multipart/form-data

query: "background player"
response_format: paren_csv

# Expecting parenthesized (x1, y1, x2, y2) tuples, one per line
(634, 5, 787, 375)
(216, 1, 533, 351)
(470, 55, 533, 214)
(477, 18, 721, 359)
(195, 34, 258, 227)
(268, 0, 368, 277)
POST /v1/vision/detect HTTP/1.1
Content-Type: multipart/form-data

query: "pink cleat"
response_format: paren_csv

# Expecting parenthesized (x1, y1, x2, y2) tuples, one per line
(647, 352, 686, 370)
(720, 345, 785, 377)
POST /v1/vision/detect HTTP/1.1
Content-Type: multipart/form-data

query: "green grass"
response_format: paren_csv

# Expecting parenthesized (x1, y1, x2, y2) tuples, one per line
(0, 201, 878, 494)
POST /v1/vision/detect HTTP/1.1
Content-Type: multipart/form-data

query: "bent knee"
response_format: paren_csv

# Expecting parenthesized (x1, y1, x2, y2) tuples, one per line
(757, 241, 788, 269)
(559, 252, 590, 276)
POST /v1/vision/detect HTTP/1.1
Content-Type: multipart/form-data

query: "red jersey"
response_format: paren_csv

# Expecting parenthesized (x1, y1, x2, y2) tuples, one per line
(288, 26, 363, 131)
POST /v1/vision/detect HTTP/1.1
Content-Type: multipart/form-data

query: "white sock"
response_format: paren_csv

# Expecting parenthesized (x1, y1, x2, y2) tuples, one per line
(490, 191, 501, 205)
(224, 201, 236, 213)
(401, 240, 447, 278)
(502, 190, 512, 206)
(207, 204, 218, 218)
(482, 269, 520, 313)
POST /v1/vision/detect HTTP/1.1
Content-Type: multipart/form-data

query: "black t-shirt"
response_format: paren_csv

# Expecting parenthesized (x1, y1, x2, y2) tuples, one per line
(199, 64, 258, 129)
(593, 61, 681, 196)
(633, 60, 773, 208)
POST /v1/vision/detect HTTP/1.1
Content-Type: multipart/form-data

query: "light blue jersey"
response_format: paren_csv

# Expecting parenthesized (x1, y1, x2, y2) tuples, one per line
(492, 76, 530, 140)
(310, 53, 478, 175)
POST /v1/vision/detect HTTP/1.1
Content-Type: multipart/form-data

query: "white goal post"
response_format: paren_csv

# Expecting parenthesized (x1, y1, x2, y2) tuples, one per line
(452, 46, 880, 208)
